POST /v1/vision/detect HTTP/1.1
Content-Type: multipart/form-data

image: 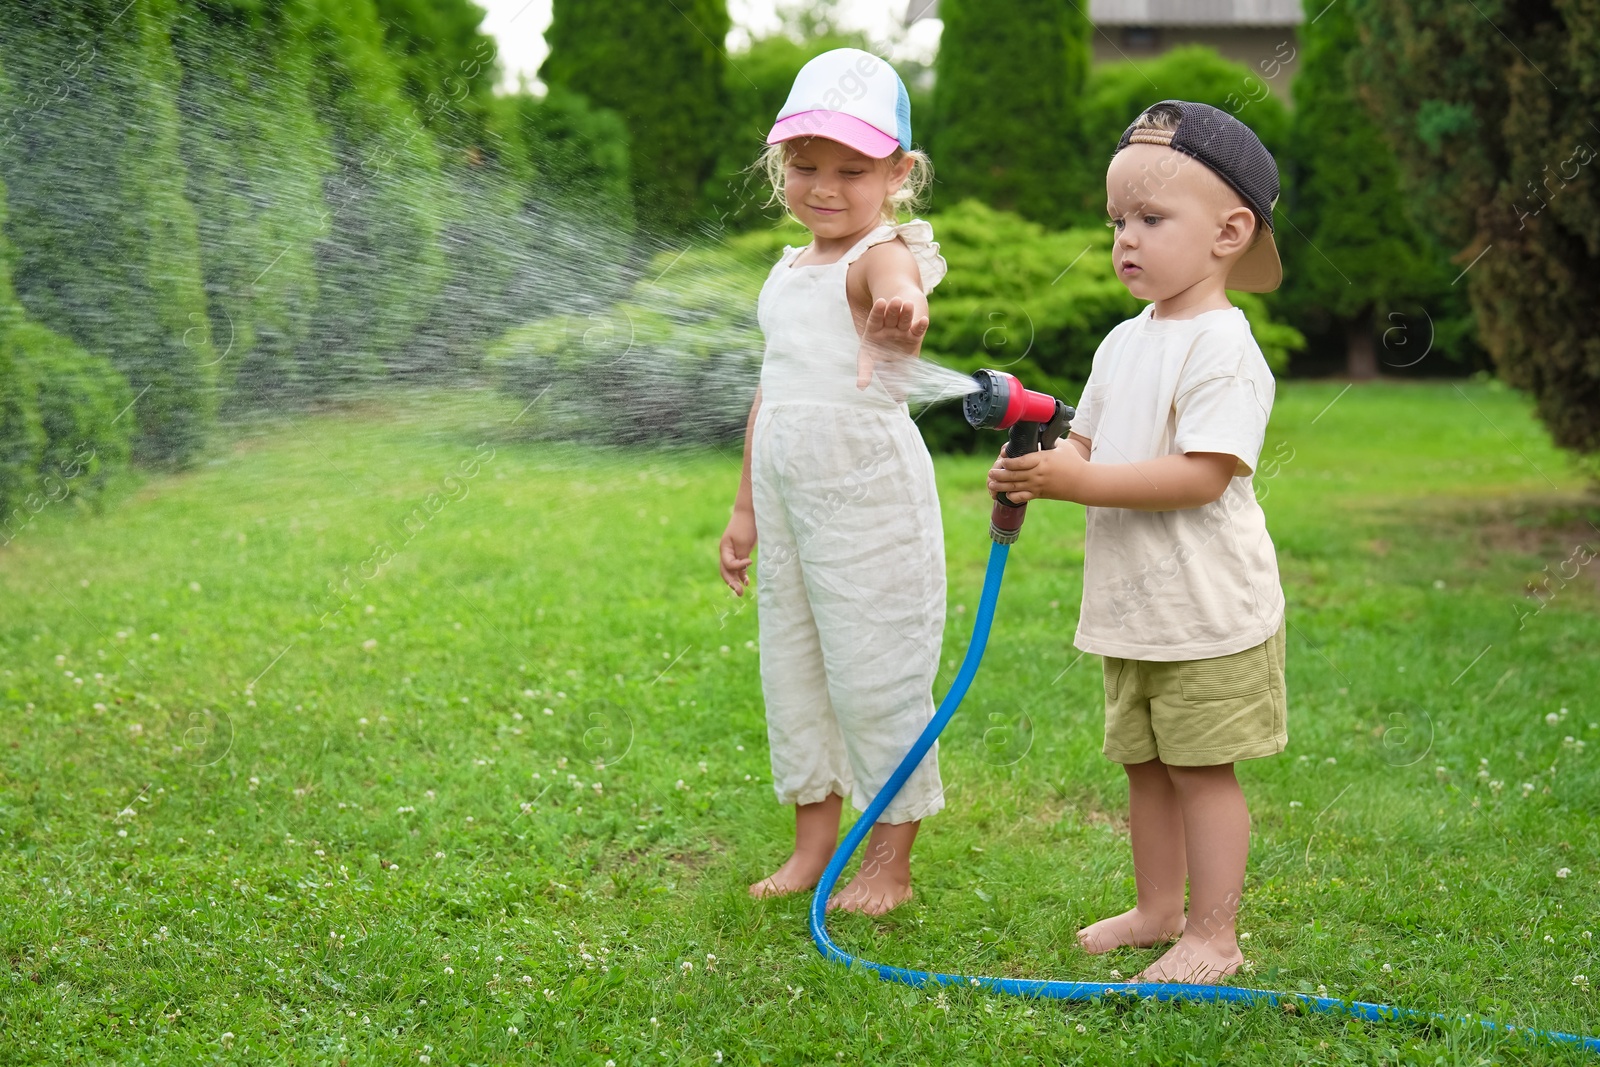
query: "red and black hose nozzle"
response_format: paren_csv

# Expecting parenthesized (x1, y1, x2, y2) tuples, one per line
(965, 369, 1075, 544)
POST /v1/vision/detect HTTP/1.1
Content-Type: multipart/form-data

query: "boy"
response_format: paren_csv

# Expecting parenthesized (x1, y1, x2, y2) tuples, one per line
(988, 100, 1287, 984)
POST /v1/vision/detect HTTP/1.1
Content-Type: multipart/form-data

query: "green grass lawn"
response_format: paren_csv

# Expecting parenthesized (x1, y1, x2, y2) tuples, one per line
(1, 379, 1597, 1065)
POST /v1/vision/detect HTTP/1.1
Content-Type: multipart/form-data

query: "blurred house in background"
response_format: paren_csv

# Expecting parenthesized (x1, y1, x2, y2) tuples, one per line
(904, 0, 1306, 100)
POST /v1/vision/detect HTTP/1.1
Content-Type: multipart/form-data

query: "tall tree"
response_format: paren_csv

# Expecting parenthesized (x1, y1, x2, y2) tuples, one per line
(1281, 3, 1447, 379)
(0, 171, 45, 517)
(1349, 0, 1600, 459)
(539, 0, 729, 236)
(171, 0, 329, 411)
(0, 0, 216, 468)
(931, 0, 1091, 228)
(294, 0, 449, 387)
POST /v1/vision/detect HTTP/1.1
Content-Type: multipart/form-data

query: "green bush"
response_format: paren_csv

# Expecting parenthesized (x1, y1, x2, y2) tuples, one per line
(371, 0, 500, 152)
(507, 89, 633, 230)
(1350, 0, 1600, 460)
(10, 320, 133, 504)
(931, 0, 1092, 228)
(171, 0, 330, 412)
(0, 321, 45, 524)
(539, 0, 729, 236)
(1279, 2, 1479, 378)
(0, 0, 217, 469)
(491, 202, 1304, 453)
(0, 169, 44, 520)
(296, 0, 449, 389)
(487, 228, 789, 447)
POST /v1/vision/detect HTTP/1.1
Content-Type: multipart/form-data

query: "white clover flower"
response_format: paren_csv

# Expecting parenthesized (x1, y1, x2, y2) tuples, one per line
(1382, 963, 1393, 973)
(507, 1026, 517, 1035)
(1557, 868, 1571, 878)
(1546, 713, 1561, 726)
(1076, 1023, 1087, 1033)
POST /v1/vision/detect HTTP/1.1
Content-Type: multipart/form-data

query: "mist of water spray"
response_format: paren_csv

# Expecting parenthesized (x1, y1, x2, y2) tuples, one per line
(0, 10, 977, 465)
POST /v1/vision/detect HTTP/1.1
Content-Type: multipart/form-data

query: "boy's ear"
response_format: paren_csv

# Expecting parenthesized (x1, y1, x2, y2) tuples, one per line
(1215, 205, 1258, 257)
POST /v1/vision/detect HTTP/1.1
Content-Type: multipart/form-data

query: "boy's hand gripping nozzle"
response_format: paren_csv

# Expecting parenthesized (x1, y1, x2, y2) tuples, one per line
(965, 369, 1075, 545)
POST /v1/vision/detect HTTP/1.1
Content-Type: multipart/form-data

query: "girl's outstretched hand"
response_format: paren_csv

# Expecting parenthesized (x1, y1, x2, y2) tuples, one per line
(719, 509, 757, 596)
(856, 295, 930, 392)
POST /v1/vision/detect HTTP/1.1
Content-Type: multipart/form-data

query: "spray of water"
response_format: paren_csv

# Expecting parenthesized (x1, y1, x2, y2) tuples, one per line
(0, 9, 977, 469)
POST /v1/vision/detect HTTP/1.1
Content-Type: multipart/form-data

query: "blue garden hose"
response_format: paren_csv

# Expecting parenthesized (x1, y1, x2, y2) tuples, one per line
(808, 540, 1600, 1055)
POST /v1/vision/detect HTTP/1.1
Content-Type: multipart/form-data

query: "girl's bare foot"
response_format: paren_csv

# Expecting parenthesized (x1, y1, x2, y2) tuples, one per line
(827, 869, 913, 915)
(749, 851, 831, 898)
(751, 795, 844, 898)
(1130, 934, 1242, 984)
(1076, 906, 1185, 954)
(827, 818, 920, 915)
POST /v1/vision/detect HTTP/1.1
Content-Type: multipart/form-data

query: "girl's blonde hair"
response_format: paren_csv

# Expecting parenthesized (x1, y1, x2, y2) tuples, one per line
(754, 140, 933, 224)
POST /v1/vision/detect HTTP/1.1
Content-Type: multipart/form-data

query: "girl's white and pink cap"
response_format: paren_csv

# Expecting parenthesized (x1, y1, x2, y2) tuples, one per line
(767, 47, 913, 159)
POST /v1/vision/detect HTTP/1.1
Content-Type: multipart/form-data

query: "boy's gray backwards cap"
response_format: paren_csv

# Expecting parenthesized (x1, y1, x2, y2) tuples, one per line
(1115, 99, 1283, 292)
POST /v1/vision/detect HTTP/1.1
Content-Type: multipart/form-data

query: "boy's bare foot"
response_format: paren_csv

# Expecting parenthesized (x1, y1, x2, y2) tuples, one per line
(1130, 934, 1243, 984)
(827, 869, 913, 915)
(749, 852, 831, 898)
(1076, 907, 1185, 954)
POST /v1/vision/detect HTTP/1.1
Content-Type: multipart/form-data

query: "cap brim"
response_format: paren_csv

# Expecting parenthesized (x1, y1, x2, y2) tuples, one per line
(1226, 228, 1282, 293)
(767, 111, 900, 159)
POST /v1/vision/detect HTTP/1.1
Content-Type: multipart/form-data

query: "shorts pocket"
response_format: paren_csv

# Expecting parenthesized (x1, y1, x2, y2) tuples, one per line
(1179, 642, 1270, 701)
(1103, 657, 1125, 702)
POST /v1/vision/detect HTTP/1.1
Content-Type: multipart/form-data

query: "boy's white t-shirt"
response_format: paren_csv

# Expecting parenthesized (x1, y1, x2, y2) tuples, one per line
(1069, 303, 1285, 661)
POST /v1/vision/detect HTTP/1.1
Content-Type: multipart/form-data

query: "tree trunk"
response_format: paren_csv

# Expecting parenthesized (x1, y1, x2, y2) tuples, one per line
(1346, 305, 1379, 380)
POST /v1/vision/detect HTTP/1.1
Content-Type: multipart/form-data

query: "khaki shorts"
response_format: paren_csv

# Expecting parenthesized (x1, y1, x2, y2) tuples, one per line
(1101, 622, 1287, 766)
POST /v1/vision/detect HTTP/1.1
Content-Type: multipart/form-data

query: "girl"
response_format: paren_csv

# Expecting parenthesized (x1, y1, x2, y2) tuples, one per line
(717, 48, 948, 916)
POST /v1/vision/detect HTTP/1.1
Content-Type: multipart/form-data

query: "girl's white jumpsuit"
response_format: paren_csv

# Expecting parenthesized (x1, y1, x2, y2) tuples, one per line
(751, 219, 947, 825)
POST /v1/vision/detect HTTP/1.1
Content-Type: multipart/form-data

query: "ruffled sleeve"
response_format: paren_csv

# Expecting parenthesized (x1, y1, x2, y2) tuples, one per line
(843, 218, 949, 293)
